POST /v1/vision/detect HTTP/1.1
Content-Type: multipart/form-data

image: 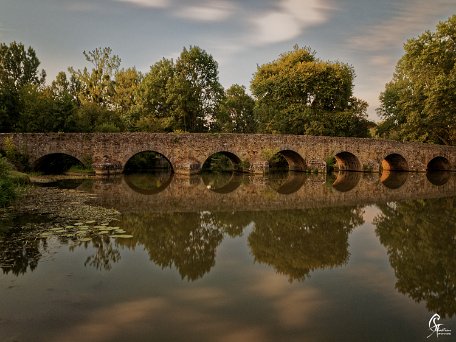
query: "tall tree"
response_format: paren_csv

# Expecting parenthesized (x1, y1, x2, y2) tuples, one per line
(139, 46, 224, 132)
(377, 15, 456, 145)
(69, 47, 121, 108)
(69, 47, 123, 132)
(170, 46, 224, 132)
(137, 58, 176, 132)
(0, 41, 45, 132)
(250, 45, 371, 137)
(215, 84, 256, 133)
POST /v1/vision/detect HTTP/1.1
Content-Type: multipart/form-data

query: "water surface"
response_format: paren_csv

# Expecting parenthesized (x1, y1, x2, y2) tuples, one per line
(1, 172, 455, 341)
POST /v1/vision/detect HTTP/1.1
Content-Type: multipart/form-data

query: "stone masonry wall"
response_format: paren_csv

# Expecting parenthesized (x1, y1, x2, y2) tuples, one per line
(2, 133, 456, 174)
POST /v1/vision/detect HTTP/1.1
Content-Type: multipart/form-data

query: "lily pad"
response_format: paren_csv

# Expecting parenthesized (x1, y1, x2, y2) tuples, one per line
(110, 234, 133, 239)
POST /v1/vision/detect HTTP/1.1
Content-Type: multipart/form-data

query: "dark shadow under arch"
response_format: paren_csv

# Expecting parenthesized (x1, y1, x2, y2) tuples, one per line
(382, 153, 409, 171)
(269, 150, 306, 172)
(427, 156, 450, 172)
(124, 151, 173, 174)
(202, 151, 242, 173)
(33, 153, 85, 174)
(334, 151, 361, 172)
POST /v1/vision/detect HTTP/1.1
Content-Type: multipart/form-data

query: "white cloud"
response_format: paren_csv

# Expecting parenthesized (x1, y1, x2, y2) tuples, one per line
(348, 1, 451, 52)
(249, 0, 334, 45)
(115, 0, 169, 8)
(173, 1, 236, 22)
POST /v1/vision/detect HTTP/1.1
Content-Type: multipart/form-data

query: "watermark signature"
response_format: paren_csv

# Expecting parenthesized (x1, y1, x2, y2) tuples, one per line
(427, 313, 452, 338)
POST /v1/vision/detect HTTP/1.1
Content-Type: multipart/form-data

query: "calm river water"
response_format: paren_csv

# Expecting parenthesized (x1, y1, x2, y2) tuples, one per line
(1, 171, 456, 341)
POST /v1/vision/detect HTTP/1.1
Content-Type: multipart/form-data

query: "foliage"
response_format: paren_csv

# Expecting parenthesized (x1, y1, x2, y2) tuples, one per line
(377, 15, 456, 145)
(0, 157, 16, 206)
(214, 84, 256, 133)
(2, 136, 29, 171)
(0, 41, 46, 132)
(250, 45, 371, 137)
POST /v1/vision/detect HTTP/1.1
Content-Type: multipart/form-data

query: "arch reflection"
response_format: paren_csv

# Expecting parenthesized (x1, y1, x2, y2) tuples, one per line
(201, 172, 242, 194)
(331, 171, 361, 192)
(124, 172, 173, 195)
(380, 171, 408, 189)
(266, 172, 306, 194)
(426, 171, 451, 186)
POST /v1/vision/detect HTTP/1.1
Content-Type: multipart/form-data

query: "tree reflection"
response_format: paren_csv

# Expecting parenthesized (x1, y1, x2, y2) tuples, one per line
(78, 236, 121, 271)
(0, 226, 45, 275)
(375, 198, 456, 318)
(248, 207, 364, 281)
(121, 212, 225, 281)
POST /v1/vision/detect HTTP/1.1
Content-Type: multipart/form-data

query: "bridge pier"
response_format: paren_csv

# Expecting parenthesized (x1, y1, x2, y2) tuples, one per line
(92, 156, 123, 176)
(174, 160, 201, 176)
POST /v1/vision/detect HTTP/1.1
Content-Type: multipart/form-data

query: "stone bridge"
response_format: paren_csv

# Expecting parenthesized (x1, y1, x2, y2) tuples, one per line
(2, 133, 456, 175)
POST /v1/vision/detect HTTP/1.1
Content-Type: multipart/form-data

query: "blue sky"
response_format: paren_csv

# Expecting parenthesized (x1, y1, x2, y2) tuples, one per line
(0, 0, 454, 119)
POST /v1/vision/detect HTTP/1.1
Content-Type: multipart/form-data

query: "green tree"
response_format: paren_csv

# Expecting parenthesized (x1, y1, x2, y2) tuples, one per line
(113, 67, 142, 130)
(138, 46, 224, 132)
(171, 46, 224, 132)
(250, 45, 370, 137)
(377, 15, 456, 145)
(137, 58, 176, 132)
(215, 84, 256, 133)
(69, 47, 121, 107)
(69, 47, 124, 132)
(0, 41, 46, 132)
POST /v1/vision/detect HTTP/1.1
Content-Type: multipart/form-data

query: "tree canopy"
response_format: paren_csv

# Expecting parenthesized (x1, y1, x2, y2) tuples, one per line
(250, 45, 372, 137)
(377, 15, 456, 145)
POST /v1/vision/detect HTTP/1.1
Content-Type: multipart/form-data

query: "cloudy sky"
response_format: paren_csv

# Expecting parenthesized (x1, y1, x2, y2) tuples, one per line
(0, 0, 454, 119)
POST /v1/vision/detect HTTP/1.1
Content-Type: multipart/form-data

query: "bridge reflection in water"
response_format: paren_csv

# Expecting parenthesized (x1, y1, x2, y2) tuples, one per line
(88, 171, 456, 213)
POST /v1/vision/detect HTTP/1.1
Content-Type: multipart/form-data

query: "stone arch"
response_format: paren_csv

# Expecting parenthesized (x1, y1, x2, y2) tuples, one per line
(381, 153, 409, 171)
(269, 150, 306, 171)
(202, 151, 243, 172)
(333, 151, 362, 171)
(33, 153, 86, 174)
(427, 156, 450, 171)
(124, 150, 174, 173)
